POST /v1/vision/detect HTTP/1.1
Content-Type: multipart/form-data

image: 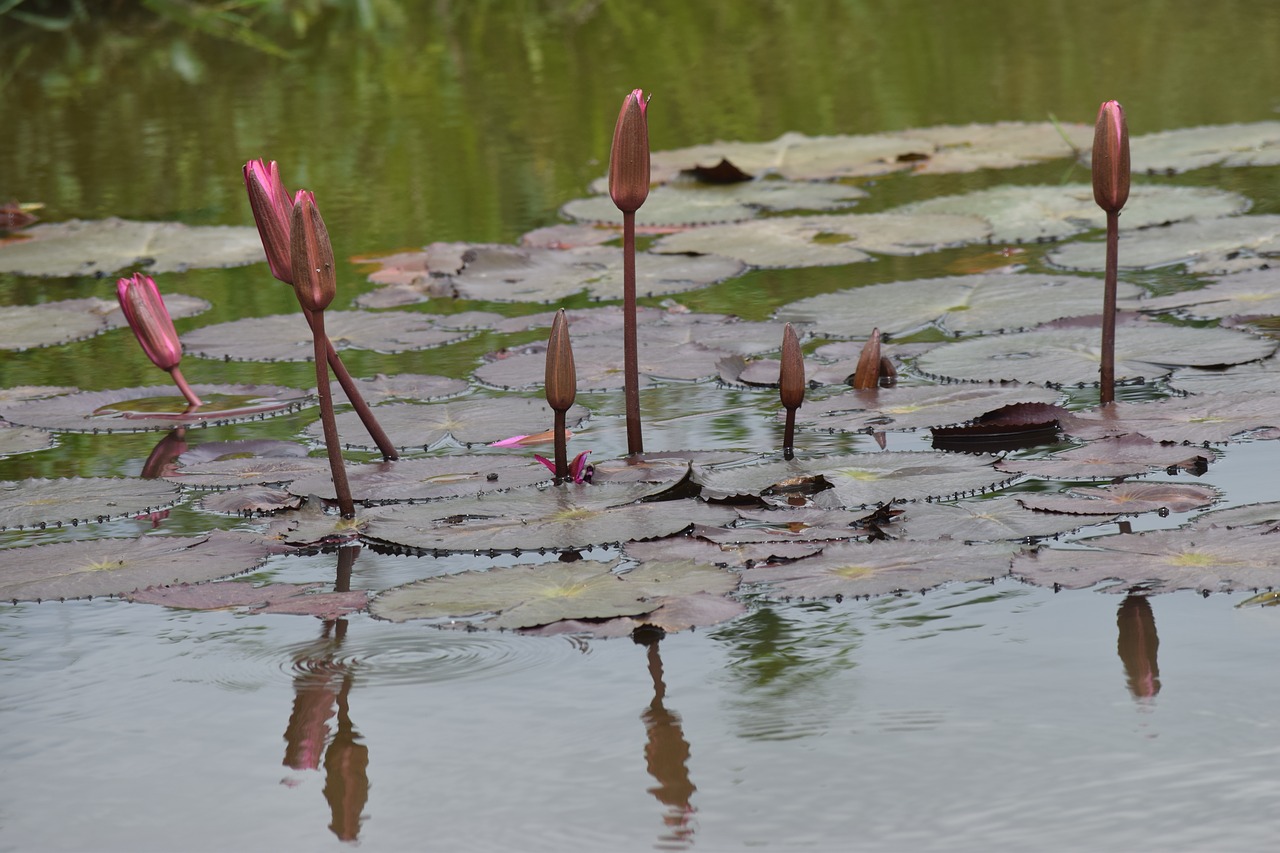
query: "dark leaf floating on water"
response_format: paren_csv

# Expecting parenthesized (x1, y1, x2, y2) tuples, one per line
(1047, 215, 1280, 276)
(362, 482, 736, 554)
(1018, 483, 1220, 516)
(285, 455, 555, 503)
(0, 477, 182, 531)
(0, 530, 273, 601)
(370, 558, 739, 630)
(776, 273, 1143, 338)
(127, 580, 368, 619)
(996, 435, 1214, 479)
(0, 384, 310, 433)
(305, 398, 590, 451)
(681, 157, 754, 183)
(561, 180, 866, 227)
(740, 539, 1017, 599)
(1012, 526, 1280, 593)
(0, 217, 266, 276)
(181, 311, 475, 362)
(0, 294, 209, 352)
(931, 401, 1071, 451)
(795, 385, 1064, 433)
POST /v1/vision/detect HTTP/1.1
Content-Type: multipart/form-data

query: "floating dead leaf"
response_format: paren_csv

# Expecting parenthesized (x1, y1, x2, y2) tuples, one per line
(1127, 121, 1280, 173)
(1018, 482, 1220, 515)
(127, 580, 368, 619)
(0, 530, 272, 601)
(0, 477, 182, 531)
(681, 158, 754, 183)
(931, 401, 1070, 451)
(305, 398, 589, 451)
(285, 455, 554, 503)
(795, 386, 1064, 432)
(996, 435, 1214, 479)
(1047, 215, 1280, 275)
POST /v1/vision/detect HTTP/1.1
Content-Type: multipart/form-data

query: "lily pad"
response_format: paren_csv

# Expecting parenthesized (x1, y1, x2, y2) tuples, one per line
(370, 558, 739, 630)
(0, 477, 182, 531)
(0, 423, 53, 457)
(1061, 393, 1280, 445)
(913, 323, 1275, 385)
(777, 273, 1144, 339)
(1142, 267, 1280, 322)
(650, 212, 990, 269)
(362, 482, 736, 553)
(1127, 121, 1280, 173)
(165, 453, 334, 488)
(196, 486, 300, 515)
(127, 580, 368, 619)
(1017, 482, 1220, 515)
(1047, 215, 1280, 275)
(285, 455, 555, 503)
(305, 398, 589, 451)
(996, 435, 1214, 479)
(794, 385, 1064, 432)
(519, 593, 748, 638)
(0, 294, 209, 351)
(900, 499, 1105, 543)
(181, 310, 474, 362)
(562, 180, 866, 227)
(739, 539, 1016, 598)
(319, 373, 470, 404)
(0, 530, 272, 601)
(476, 340, 731, 391)
(0, 217, 266, 277)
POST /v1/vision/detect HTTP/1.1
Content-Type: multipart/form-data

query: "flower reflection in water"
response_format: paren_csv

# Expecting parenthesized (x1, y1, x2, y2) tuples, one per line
(637, 630, 697, 849)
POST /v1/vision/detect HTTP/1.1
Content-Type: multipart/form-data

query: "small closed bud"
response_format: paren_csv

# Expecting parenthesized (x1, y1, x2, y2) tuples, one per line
(545, 308, 577, 412)
(779, 323, 805, 410)
(1092, 100, 1130, 214)
(116, 273, 183, 372)
(243, 158, 295, 284)
(851, 328, 883, 390)
(609, 89, 650, 214)
(289, 190, 337, 313)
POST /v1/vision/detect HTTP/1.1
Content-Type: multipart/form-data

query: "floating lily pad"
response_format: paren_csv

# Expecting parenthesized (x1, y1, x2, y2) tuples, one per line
(891, 121, 1092, 174)
(900, 499, 1105, 542)
(719, 354, 863, 389)
(319, 373, 470, 404)
(306, 398, 589, 451)
(739, 539, 1016, 598)
(1012, 526, 1280, 592)
(794, 385, 1064, 432)
(996, 435, 1214, 479)
(127, 580, 368, 618)
(0, 423, 53, 457)
(1127, 121, 1280, 173)
(1189, 501, 1280, 530)
(650, 212, 990, 269)
(1142, 267, 1280, 322)
(519, 592, 748, 638)
(476, 340, 731, 391)
(0, 477, 182, 531)
(0, 217, 266, 277)
(894, 184, 1250, 244)
(562, 180, 866, 227)
(285, 455, 554, 503)
(181, 310, 474, 362)
(519, 223, 620, 250)
(0, 385, 79, 405)
(625, 532, 825, 568)
(0, 530, 272, 601)
(1047, 215, 1280, 275)
(197, 486, 300, 515)
(1, 384, 310, 433)
(777, 273, 1144, 338)
(1018, 482, 1220, 515)
(165, 452, 333, 488)
(490, 304, 670, 335)
(1062, 393, 1280, 444)
(371, 557, 739, 629)
(913, 323, 1275, 385)
(693, 505, 885, 545)
(264, 497, 365, 547)
(0, 294, 209, 351)
(362, 483, 736, 553)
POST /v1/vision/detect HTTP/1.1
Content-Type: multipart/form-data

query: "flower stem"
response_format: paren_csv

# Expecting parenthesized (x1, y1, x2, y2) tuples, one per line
(554, 408, 568, 483)
(167, 366, 204, 410)
(1100, 209, 1119, 405)
(302, 306, 399, 461)
(623, 209, 643, 455)
(783, 408, 796, 461)
(311, 310, 355, 519)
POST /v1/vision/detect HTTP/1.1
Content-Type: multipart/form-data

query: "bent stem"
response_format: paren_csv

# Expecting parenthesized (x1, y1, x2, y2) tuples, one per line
(623, 209, 643, 455)
(311, 310, 356, 519)
(167, 366, 204, 410)
(303, 306, 398, 461)
(1100, 209, 1119, 405)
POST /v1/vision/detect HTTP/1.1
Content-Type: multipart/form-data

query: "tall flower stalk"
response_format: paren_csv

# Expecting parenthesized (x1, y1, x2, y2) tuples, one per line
(244, 159, 398, 461)
(779, 323, 805, 459)
(1091, 100, 1130, 405)
(291, 191, 355, 519)
(116, 272, 203, 410)
(544, 308, 577, 483)
(609, 89, 651, 456)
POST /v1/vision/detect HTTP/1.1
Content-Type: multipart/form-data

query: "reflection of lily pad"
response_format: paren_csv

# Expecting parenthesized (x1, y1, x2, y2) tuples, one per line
(777, 273, 1143, 338)
(562, 180, 865, 227)
(740, 539, 1016, 598)
(371, 558, 739, 629)
(650, 212, 990, 268)
(181, 311, 474, 362)
(0, 477, 182, 531)
(1018, 483, 1220, 515)
(795, 386, 1064, 432)
(1, 384, 310, 433)
(0, 530, 271, 601)
(914, 323, 1275, 385)
(286, 455, 554, 502)
(0, 217, 266, 277)
(362, 483, 736, 553)
(306, 398, 589, 451)
(1047, 216, 1280, 275)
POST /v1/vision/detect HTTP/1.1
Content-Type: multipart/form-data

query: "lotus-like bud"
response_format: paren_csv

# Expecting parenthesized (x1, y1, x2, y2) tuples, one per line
(545, 308, 577, 412)
(117, 273, 183, 372)
(289, 190, 337, 313)
(609, 89, 650, 214)
(1092, 100, 1130, 214)
(779, 323, 805, 409)
(243, 159, 295, 283)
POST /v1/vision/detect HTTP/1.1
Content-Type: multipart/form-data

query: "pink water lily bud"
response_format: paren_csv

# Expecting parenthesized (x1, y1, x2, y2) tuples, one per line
(609, 89, 650, 213)
(289, 190, 337, 313)
(243, 159, 295, 283)
(117, 273, 184, 371)
(1092, 100, 1130, 214)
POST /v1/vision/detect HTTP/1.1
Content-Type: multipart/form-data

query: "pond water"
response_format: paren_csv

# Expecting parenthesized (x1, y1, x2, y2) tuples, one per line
(4, 2, 1280, 850)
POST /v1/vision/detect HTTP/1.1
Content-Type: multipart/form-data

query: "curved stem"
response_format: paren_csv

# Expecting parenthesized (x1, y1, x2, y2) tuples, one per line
(1100, 209, 1119, 405)
(312, 310, 356, 519)
(167, 366, 204, 410)
(623, 209, 643, 455)
(302, 306, 399, 461)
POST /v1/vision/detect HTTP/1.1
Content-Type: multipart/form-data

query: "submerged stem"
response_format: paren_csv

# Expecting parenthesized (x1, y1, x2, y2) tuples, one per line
(311, 311, 355, 519)
(623, 209, 643, 455)
(1100, 209, 1119, 405)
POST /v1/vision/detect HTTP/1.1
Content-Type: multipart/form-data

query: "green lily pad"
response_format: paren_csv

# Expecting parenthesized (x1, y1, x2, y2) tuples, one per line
(1060, 392, 1280, 445)
(1047, 215, 1280, 275)
(562, 180, 866, 227)
(1127, 121, 1280, 173)
(0, 294, 209, 351)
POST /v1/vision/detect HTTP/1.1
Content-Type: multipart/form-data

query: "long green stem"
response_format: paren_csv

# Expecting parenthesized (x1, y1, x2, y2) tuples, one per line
(302, 306, 398, 461)
(1100, 209, 1119, 405)
(311, 310, 355, 519)
(623, 209, 643, 455)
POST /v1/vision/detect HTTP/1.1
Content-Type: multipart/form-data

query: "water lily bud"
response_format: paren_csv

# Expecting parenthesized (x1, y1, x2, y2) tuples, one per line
(609, 89, 650, 214)
(1092, 100, 1130, 214)
(289, 190, 337, 313)
(243, 159, 295, 284)
(116, 272, 183, 372)
(779, 322, 805, 409)
(545, 308, 577, 412)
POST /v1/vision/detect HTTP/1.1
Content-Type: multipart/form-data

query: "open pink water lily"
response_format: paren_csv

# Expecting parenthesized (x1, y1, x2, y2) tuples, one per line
(243, 158, 296, 283)
(535, 450, 593, 484)
(489, 429, 572, 447)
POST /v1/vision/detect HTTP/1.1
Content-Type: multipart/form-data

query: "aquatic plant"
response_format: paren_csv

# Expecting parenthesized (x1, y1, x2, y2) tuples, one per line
(115, 272, 203, 409)
(1092, 100, 1130, 404)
